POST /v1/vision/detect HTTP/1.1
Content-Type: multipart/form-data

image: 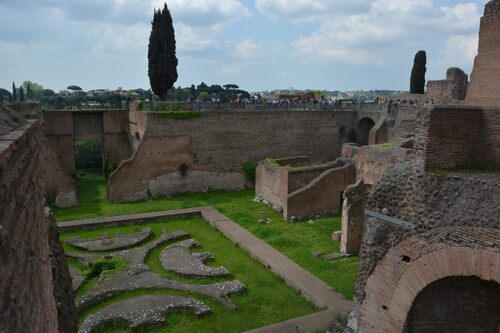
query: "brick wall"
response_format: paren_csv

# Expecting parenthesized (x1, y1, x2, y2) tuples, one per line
(0, 121, 59, 332)
(478, 109, 500, 161)
(416, 106, 483, 168)
(465, 0, 500, 106)
(108, 110, 357, 201)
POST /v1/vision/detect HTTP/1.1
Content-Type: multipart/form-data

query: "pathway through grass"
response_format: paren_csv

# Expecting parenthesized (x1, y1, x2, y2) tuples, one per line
(54, 174, 359, 299)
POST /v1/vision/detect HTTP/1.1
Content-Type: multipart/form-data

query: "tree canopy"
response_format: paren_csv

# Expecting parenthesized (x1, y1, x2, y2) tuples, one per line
(410, 50, 427, 94)
(148, 3, 178, 101)
(67, 85, 82, 91)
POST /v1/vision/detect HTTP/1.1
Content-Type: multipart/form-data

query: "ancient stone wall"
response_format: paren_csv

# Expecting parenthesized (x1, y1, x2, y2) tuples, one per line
(285, 163, 356, 219)
(108, 110, 357, 201)
(465, 0, 500, 106)
(479, 109, 500, 161)
(426, 67, 468, 102)
(0, 120, 59, 332)
(415, 106, 483, 168)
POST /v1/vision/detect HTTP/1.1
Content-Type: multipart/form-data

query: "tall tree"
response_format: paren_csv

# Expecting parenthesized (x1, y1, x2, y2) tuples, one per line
(148, 3, 178, 101)
(27, 84, 32, 100)
(12, 82, 17, 102)
(19, 86, 25, 102)
(19, 86, 24, 102)
(410, 50, 427, 94)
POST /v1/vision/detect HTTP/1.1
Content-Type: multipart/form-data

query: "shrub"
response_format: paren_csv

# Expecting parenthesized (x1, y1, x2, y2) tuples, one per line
(242, 161, 257, 183)
(85, 258, 119, 280)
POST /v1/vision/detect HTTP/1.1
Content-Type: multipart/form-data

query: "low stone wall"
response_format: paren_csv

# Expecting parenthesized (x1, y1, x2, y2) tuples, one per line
(0, 120, 59, 332)
(341, 143, 411, 185)
(285, 163, 356, 219)
(255, 160, 289, 209)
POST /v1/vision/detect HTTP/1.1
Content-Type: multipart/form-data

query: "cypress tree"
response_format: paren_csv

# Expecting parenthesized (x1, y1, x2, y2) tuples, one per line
(148, 3, 178, 101)
(27, 83, 32, 100)
(410, 50, 427, 94)
(12, 82, 17, 101)
(19, 86, 25, 102)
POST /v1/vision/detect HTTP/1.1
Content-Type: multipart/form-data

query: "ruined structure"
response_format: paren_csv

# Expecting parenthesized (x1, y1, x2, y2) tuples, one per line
(349, 105, 500, 332)
(426, 67, 468, 102)
(0, 106, 76, 333)
(466, 0, 500, 106)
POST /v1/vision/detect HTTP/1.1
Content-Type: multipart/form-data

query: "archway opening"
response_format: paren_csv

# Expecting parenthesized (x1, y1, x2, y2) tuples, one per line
(74, 139, 103, 178)
(404, 276, 500, 333)
(356, 118, 375, 146)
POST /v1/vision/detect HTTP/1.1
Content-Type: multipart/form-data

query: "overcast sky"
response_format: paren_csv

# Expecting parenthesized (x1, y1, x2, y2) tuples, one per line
(0, 0, 489, 92)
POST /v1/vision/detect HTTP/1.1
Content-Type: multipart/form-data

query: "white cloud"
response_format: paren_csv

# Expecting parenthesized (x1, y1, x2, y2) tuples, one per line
(255, 0, 368, 22)
(153, 0, 251, 28)
(442, 34, 478, 68)
(234, 39, 263, 60)
(289, 0, 481, 66)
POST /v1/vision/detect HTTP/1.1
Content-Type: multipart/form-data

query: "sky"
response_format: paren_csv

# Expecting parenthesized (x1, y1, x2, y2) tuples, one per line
(0, 0, 490, 92)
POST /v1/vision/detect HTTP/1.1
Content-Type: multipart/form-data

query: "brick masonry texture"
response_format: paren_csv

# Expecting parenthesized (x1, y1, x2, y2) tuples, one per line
(466, 0, 500, 106)
(0, 121, 59, 332)
(108, 110, 358, 202)
(349, 101, 500, 331)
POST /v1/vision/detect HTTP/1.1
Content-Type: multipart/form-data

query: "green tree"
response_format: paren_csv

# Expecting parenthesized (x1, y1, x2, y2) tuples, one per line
(22, 81, 44, 99)
(26, 84, 32, 100)
(148, 3, 178, 101)
(198, 91, 211, 101)
(19, 86, 25, 102)
(190, 84, 196, 98)
(43, 89, 55, 96)
(0, 88, 12, 102)
(67, 85, 82, 91)
(223, 84, 239, 90)
(12, 82, 17, 102)
(410, 50, 427, 94)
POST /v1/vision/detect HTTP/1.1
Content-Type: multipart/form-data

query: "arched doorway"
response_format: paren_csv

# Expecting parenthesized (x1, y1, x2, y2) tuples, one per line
(356, 227, 500, 333)
(357, 117, 375, 146)
(404, 276, 500, 333)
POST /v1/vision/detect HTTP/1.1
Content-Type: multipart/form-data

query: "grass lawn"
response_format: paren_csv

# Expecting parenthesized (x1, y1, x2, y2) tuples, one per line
(62, 217, 317, 332)
(54, 173, 359, 299)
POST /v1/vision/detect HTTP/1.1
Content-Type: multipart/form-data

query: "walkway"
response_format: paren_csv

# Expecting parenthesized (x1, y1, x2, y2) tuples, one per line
(58, 206, 352, 332)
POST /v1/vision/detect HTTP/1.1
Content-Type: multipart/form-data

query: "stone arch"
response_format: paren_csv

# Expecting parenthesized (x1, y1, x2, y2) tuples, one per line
(405, 276, 500, 333)
(357, 227, 500, 333)
(356, 117, 376, 146)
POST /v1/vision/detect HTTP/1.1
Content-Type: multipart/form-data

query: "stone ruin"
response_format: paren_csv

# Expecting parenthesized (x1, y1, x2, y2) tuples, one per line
(426, 67, 468, 102)
(66, 228, 246, 332)
(466, 0, 500, 106)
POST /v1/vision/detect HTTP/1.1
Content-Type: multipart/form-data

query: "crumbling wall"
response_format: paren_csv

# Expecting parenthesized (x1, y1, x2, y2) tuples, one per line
(0, 120, 60, 332)
(109, 110, 357, 202)
(466, 0, 500, 106)
(255, 161, 289, 209)
(426, 67, 468, 102)
(285, 163, 356, 219)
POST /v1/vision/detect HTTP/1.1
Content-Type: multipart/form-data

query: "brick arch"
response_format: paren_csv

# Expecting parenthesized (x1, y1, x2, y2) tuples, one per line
(357, 227, 500, 333)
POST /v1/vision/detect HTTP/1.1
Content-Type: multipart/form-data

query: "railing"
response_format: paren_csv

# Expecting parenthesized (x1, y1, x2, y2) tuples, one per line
(365, 209, 416, 230)
(192, 102, 385, 112)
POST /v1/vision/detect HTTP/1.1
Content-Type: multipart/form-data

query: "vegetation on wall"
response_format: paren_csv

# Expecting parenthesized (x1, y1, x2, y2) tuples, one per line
(75, 140, 103, 172)
(148, 3, 178, 101)
(241, 161, 257, 183)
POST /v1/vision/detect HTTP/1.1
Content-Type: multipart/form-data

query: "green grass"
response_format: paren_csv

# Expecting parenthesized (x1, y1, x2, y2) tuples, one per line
(429, 158, 500, 174)
(54, 175, 359, 299)
(63, 218, 317, 332)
